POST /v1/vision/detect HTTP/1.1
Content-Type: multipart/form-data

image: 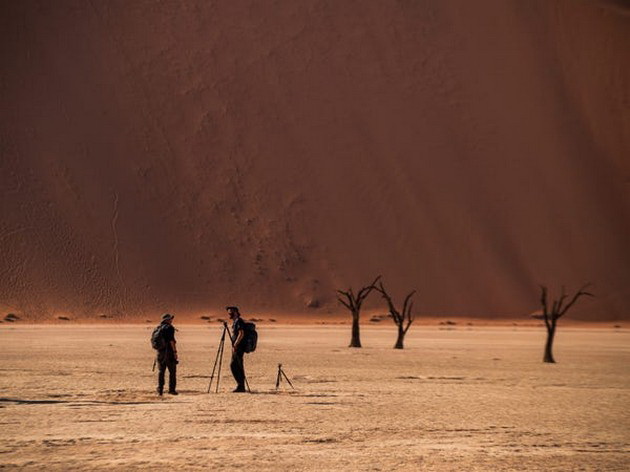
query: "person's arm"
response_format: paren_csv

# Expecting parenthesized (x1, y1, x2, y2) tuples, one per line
(233, 330, 244, 351)
(165, 325, 177, 360)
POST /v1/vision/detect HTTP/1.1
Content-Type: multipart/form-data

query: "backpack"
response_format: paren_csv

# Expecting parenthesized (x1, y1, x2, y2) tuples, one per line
(242, 321, 258, 353)
(151, 324, 167, 350)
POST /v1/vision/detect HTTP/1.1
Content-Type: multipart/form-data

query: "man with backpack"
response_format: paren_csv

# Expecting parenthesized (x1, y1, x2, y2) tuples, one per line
(152, 313, 178, 396)
(226, 306, 251, 393)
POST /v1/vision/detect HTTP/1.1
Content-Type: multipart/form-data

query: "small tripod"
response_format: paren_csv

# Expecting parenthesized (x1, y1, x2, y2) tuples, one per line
(275, 363, 295, 391)
(207, 321, 251, 393)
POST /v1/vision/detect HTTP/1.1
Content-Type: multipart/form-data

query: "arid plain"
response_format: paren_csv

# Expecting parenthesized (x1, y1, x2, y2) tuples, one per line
(1, 324, 628, 471)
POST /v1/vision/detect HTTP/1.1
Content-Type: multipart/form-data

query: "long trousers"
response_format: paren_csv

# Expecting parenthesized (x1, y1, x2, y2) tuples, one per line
(230, 349, 245, 389)
(157, 352, 177, 393)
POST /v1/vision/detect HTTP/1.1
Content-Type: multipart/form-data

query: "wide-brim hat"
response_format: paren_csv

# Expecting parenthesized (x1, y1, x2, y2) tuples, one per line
(225, 306, 239, 312)
(161, 313, 175, 321)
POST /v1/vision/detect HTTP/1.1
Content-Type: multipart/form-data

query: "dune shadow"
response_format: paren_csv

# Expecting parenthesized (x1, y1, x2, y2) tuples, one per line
(302, 437, 338, 444)
(245, 390, 300, 396)
(0, 397, 188, 406)
(0, 398, 68, 405)
(297, 393, 338, 398)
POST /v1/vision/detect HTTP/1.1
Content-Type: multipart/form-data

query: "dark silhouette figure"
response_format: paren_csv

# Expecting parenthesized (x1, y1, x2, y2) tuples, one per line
(156, 313, 178, 395)
(337, 275, 381, 348)
(374, 281, 416, 349)
(227, 306, 247, 392)
(538, 284, 593, 363)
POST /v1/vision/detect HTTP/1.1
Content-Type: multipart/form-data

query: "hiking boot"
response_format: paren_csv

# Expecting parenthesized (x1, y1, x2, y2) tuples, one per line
(232, 386, 246, 393)
(157, 388, 163, 396)
(168, 390, 178, 395)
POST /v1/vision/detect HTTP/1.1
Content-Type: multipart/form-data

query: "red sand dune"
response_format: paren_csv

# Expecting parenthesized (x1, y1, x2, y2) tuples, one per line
(1, 0, 628, 321)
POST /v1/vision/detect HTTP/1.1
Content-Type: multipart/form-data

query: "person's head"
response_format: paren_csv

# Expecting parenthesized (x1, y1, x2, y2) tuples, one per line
(161, 313, 175, 324)
(226, 306, 240, 320)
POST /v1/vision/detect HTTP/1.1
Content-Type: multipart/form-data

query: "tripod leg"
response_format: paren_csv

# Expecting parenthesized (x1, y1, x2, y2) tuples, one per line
(208, 339, 221, 393)
(275, 367, 281, 390)
(281, 368, 295, 390)
(238, 355, 251, 392)
(208, 328, 226, 393)
(216, 337, 225, 393)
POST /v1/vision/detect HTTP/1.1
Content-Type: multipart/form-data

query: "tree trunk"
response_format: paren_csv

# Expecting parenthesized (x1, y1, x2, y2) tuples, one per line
(349, 311, 361, 348)
(543, 326, 556, 363)
(394, 326, 404, 349)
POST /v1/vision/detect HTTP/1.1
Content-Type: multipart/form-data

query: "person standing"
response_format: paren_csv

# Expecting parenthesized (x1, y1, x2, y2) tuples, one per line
(155, 313, 178, 396)
(226, 306, 247, 393)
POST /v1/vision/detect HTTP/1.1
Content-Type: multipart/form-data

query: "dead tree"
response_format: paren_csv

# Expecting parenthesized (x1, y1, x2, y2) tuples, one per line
(538, 284, 593, 363)
(374, 281, 416, 349)
(337, 275, 381, 348)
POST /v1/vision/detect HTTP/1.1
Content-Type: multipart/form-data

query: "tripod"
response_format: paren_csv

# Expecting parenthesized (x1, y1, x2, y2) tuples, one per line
(207, 322, 229, 393)
(275, 363, 295, 391)
(207, 322, 251, 393)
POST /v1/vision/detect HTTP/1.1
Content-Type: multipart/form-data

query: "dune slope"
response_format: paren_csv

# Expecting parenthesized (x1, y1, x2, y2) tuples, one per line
(1, 0, 629, 320)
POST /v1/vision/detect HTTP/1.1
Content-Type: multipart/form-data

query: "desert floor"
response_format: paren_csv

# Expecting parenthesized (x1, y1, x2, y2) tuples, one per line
(1, 324, 628, 471)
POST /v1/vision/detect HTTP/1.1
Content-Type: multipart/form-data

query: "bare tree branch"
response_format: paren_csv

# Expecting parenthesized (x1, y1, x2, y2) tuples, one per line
(539, 285, 551, 330)
(402, 290, 416, 316)
(336, 293, 353, 311)
(559, 283, 594, 318)
(403, 300, 415, 333)
(355, 275, 381, 308)
(539, 285, 548, 315)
